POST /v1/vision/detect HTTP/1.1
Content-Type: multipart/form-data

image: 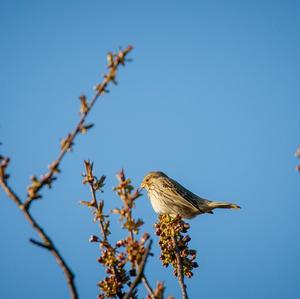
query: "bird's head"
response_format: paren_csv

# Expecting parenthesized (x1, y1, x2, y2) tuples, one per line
(140, 171, 167, 190)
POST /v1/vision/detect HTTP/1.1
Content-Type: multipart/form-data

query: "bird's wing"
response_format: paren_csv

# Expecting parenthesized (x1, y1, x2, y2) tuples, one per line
(162, 178, 205, 211)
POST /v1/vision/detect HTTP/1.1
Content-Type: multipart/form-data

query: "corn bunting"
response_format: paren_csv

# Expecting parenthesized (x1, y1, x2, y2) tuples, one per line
(141, 171, 240, 219)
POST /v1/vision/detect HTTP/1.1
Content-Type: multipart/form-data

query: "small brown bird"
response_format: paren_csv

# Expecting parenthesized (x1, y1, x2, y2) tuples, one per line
(141, 171, 240, 219)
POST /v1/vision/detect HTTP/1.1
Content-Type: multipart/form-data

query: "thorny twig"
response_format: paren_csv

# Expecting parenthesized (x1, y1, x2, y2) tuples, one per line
(0, 46, 133, 299)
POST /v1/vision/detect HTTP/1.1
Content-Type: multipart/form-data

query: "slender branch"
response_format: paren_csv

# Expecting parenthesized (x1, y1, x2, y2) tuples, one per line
(29, 238, 51, 249)
(0, 164, 22, 207)
(123, 240, 153, 299)
(0, 177, 78, 299)
(173, 238, 188, 299)
(87, 181, 107, 241)
(141, 275, 155, 299)
(24, 46, 133, 209)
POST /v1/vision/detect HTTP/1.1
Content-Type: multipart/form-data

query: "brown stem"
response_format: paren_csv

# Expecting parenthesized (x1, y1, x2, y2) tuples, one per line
(174, 238, 189, 299)
(0, 178, 78, 299)
(123, 240, 153, 299)
(142, 275, 155, 299)
(29, 238, 51, 249)
(98, 220, 108, 241)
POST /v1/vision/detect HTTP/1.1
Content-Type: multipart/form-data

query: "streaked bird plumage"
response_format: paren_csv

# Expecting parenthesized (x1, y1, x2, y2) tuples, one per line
(141, 171, 240, 219)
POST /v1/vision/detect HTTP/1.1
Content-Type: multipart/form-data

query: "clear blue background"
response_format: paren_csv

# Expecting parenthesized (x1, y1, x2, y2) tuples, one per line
(1, 1, 300, 298)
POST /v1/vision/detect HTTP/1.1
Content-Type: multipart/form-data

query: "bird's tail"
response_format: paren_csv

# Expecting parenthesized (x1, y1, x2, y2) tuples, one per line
(208, 201, 241, 210)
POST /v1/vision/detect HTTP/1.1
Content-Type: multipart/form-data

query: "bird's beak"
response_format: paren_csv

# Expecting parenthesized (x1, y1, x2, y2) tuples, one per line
(140, 180, 146, 189)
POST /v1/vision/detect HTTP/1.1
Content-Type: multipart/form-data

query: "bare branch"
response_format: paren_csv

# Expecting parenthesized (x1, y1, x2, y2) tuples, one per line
(0, 174, 22, 207)
(29, 238, 51, 249)
(142, 275, 155, 299)
(173, 238, 188, 299)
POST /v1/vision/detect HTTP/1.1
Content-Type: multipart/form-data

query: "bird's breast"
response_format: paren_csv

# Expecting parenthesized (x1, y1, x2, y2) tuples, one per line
(147, 189, 168, 214)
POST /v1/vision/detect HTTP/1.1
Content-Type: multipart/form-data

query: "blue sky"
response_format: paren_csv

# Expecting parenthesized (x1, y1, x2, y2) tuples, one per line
(1, 1, 300, 298)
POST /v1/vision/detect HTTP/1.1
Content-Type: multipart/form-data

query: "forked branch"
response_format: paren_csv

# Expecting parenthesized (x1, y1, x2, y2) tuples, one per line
(0, 174, 78, 299)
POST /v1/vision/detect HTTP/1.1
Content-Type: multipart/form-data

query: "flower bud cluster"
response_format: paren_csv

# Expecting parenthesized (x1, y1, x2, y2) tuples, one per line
(155, 214, 198, 278)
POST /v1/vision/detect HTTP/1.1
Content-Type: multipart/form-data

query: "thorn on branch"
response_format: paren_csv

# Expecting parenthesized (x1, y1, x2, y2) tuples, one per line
(29, 238, 51, 250)
(79, 123, 94, 134)
(89, 235, 101, 243)
(48, 161, 61, 173)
